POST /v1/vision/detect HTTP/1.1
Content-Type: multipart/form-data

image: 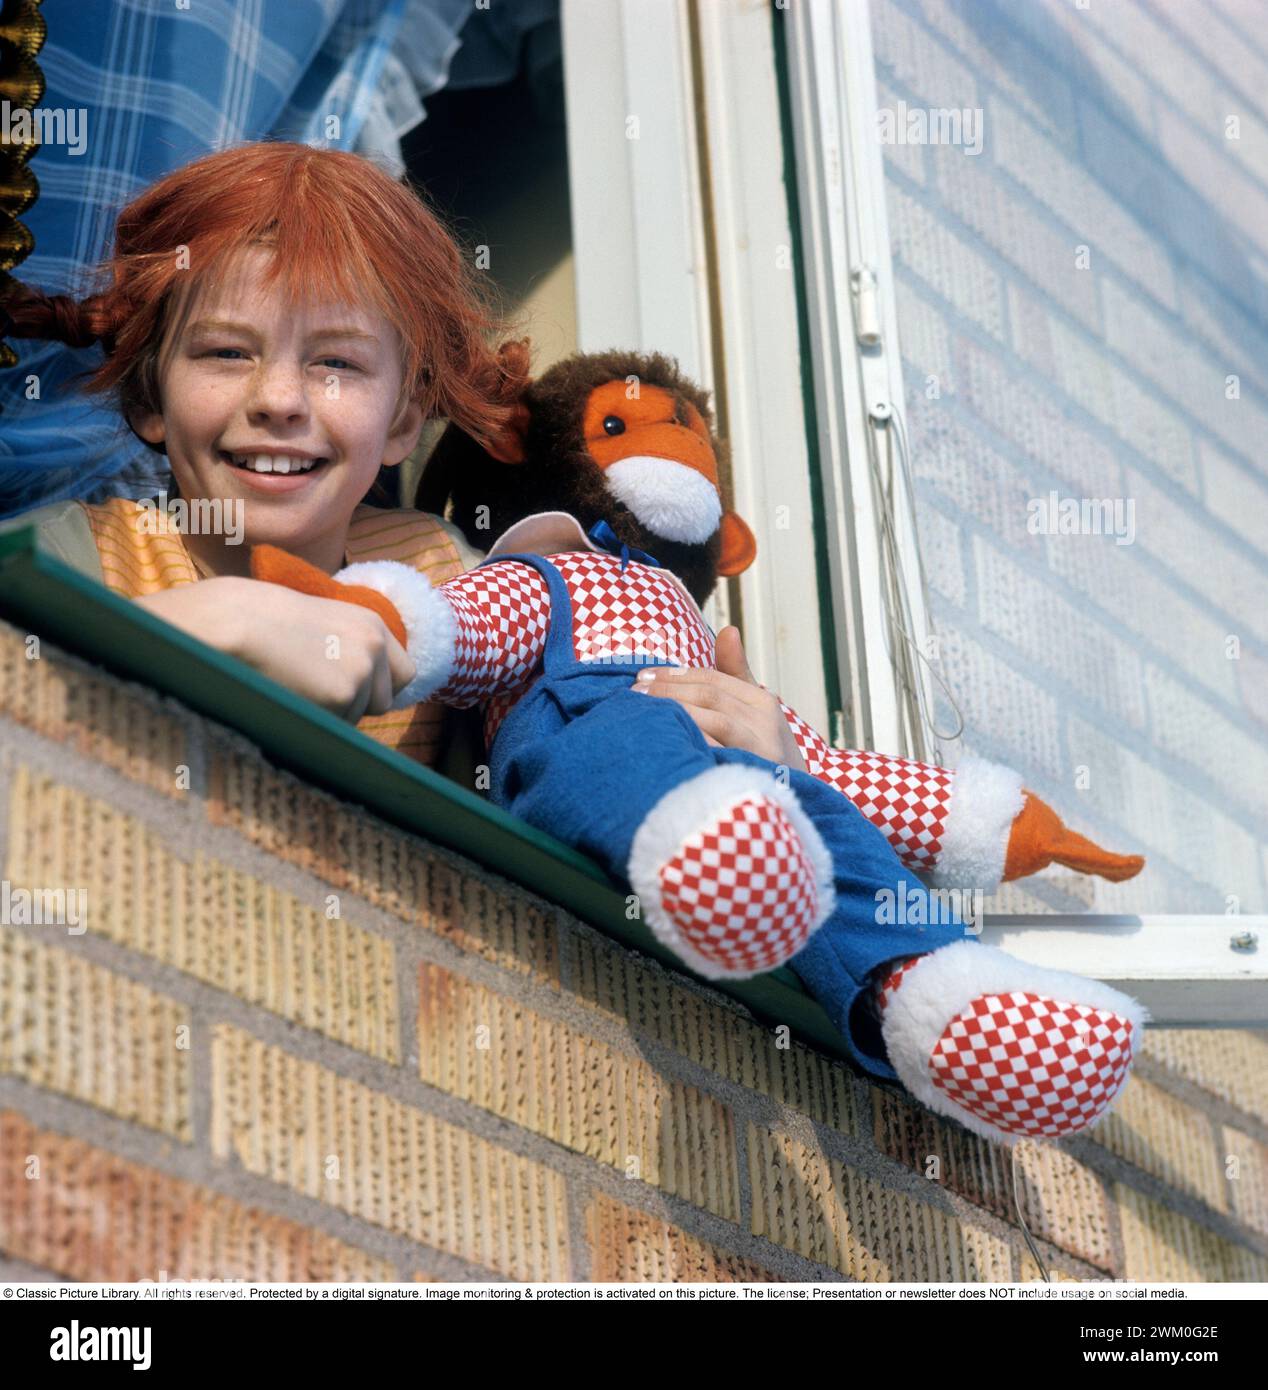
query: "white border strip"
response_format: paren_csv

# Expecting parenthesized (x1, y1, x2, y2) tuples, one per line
(979, 915, 1268, 1027)
(561, 0, 713, 382)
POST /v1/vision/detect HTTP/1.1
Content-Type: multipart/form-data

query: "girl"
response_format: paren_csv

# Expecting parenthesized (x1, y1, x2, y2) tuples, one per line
(2, 140, 530, 767)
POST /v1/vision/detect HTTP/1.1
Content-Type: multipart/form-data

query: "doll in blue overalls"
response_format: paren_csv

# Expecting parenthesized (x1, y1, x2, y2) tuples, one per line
(268, 508, 1144, 1151)
(252, 351, 1146, 1147)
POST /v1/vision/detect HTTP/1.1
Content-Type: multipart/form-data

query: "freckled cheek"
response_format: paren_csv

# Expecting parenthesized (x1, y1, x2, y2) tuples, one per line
(315, 393, 396, 460)
(167, 374, 237, 441)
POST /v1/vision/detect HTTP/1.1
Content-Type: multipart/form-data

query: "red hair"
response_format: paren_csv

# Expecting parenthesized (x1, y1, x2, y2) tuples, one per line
(2, 140, 532, 450)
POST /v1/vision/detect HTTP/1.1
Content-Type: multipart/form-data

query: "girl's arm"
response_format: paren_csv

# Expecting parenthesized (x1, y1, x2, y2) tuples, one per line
(135, 577, 416, 723)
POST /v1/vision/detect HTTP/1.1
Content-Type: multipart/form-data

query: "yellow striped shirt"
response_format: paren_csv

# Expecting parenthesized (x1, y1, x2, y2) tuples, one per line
(81, 497, 468, 768)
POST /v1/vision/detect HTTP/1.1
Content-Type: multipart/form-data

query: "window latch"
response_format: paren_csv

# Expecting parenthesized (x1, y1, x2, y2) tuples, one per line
(850, 264, 882, 349)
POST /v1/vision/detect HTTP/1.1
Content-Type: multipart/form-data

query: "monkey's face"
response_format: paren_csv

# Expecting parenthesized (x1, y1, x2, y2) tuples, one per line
(579, 380, 756, 577)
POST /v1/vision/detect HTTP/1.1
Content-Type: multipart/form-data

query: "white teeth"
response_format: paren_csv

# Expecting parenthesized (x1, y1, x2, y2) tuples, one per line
(228, 453, 320, 474)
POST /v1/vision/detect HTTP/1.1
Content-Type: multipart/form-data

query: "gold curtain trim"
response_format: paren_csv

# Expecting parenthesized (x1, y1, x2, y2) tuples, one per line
(0, 0, 48, 368)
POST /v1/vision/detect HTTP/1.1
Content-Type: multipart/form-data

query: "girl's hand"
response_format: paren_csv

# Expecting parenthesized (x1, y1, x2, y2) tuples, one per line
(135, 576, 416, 723)
(632, 625, 806, 771)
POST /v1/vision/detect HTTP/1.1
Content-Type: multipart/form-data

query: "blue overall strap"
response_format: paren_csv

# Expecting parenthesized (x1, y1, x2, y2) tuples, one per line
(586, 519, 661, 570)
(476, 550, 578, 677)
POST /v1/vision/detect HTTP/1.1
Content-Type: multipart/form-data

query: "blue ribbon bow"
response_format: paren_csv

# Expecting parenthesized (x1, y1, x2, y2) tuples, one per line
(586, 518, 660, 571)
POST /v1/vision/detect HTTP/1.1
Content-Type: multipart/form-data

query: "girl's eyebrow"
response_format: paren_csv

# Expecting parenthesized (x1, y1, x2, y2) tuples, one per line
(309, 327, 381, 343)
(184, 318, 380, 344)
(185, 317, 254, 337)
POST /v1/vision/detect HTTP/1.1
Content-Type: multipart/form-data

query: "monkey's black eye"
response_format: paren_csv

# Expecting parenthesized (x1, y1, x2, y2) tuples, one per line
(602, 414, 626, 436)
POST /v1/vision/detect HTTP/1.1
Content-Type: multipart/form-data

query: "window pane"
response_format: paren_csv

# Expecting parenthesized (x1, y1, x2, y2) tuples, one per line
(872, 0, 1268, 915)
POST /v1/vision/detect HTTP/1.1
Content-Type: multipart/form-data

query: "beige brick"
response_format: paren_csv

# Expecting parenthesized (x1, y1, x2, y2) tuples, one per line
(1222, 1127, 1268, 1239)
(1116, 1184, 1267, 1282)
(423, 857, 560, 985)
(1095, 1075, 1228, 1213)
(211, 1024, 570, 1281)
(566, 928, 857, 1136)
(207, 734, 559, 983)
(0, 624, 189, 797)
(417, 963, 741, 1223)
(1143, 1030, 1268, 1127)
(749, 1124, 1011, 1281)
(0, 932, 190, 1139)
(874, 1087, 1116, 1272)
(5, 767, 400, 1061)
(1223, 1240, 1268, 1282)
(586, 1192, 780, 1282)
(1015, 1250, 1087, 1283)
(0, 1110, 391, 1281)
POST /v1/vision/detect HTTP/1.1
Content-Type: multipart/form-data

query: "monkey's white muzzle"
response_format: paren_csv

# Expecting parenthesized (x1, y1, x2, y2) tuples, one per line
(602, 456, 722, 545)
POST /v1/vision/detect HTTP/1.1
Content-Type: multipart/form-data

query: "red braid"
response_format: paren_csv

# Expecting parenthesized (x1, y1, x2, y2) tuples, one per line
(1, 283, 111, 350)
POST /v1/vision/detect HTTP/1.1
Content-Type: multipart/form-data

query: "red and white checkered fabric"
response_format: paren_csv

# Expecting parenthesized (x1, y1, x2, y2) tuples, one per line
(657, 793, 820, 975)
(558, 551, 714, 670)
(876, 958, 1136, 1139)
(435, 561, 552, 707)
(874, 953, 926, 1015)
(781, 703, 954, 872)
(432, 552, 715, 743)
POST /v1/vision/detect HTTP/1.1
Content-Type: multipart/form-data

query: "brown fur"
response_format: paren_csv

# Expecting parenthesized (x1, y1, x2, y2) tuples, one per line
(416, 348, 733, 605)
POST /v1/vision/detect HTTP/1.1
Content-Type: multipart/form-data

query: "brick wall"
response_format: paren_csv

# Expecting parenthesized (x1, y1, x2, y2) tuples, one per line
(1, 624, 1266, 1282)
(872, 0, 1268, 918)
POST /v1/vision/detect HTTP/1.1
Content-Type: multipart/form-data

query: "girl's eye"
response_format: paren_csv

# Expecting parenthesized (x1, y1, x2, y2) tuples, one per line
(317, 357, 358, 371)
(209, 347, 247, 360)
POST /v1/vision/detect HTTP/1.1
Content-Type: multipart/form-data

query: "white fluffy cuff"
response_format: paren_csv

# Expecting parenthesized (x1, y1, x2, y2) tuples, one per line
(879, 940, 1149, 1147)
(927, 755, 1026, 892)
(334, 560, 458, 710)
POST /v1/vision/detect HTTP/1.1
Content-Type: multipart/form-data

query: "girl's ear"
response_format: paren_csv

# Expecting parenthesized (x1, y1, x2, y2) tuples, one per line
(383, 397, 425, 467)
(129, 408, 166, 447)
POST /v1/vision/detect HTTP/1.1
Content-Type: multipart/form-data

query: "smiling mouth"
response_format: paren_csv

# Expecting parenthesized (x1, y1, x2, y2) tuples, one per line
(221, 451, 330, 475)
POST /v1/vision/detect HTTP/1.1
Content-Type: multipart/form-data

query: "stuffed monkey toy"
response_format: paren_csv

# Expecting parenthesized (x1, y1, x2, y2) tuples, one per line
(254, 346, 1147, 1147)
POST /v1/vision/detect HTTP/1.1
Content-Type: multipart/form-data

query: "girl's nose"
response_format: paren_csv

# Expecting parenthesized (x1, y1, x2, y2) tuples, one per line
(245, 360, 309, 423)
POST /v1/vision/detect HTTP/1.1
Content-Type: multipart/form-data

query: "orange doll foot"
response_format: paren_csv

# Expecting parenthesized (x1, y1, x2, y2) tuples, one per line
(1004, 792, 1144, 883)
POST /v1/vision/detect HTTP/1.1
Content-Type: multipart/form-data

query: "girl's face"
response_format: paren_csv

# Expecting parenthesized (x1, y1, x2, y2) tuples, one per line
(133, 246, 423, 573)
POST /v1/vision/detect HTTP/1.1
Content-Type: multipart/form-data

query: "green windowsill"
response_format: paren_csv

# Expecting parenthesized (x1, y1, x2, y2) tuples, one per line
(0, 524, 855, 1062)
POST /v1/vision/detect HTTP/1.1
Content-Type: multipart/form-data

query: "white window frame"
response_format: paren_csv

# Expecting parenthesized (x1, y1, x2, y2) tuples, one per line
(562, 0, 1267, 1026)
(782, 0, 937, 760)
(561, 0, 831, 734)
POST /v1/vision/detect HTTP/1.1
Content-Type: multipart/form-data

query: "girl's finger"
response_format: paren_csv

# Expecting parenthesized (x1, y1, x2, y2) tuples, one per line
(367, 645, 396, 717)
(663, 702, 736, 748)
(635, 669, 762, 711)
(339, 668, 372, 726)
(714, 626, 758, 685)
(384, 632, 417, 695)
